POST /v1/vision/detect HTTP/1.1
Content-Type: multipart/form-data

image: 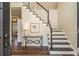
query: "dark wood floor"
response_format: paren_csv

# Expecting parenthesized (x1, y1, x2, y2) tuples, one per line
(11, 46, 50, 56)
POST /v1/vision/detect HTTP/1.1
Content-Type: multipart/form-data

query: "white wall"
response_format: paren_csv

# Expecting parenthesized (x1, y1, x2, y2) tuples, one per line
(49, 9, 58, 28)
(58, 2, 77, 50)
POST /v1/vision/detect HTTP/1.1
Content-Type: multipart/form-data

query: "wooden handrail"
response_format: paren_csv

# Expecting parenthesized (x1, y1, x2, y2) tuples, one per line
(36, 2, 48, 12)
(48, 11, 52, 49)
(35, 2, 53, 49)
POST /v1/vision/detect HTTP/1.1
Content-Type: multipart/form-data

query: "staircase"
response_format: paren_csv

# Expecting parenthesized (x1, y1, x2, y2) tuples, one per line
(22, 3, 76, 56)
(48, 29, 76, 56)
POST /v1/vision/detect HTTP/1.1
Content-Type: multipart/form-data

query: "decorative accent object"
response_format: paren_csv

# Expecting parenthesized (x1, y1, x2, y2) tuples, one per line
(12, 16, 17, 23)
(30, 23, 40, 33)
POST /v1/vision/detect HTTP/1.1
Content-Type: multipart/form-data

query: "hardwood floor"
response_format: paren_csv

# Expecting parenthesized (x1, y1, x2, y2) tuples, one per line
(11, 46, 50, 56)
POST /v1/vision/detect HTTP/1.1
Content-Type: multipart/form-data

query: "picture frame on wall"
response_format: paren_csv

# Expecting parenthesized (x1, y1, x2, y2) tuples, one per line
(30, 23, 40, 33)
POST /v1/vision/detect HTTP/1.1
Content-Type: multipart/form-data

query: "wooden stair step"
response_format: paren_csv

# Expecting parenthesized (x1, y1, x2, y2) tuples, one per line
(51, 54, 74, 56)
(49, 42, 70, 45)
(52, 42, 70, 45)
(50, 48, 74, 51)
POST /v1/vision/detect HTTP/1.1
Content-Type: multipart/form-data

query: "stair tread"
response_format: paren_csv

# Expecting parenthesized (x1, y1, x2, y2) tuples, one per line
(52, 32, 65, 34)
(52, 36, 66, 37)
(52, 42, 70, 45)
(50, 48, 74, 51)
(50, 44, 70, 46)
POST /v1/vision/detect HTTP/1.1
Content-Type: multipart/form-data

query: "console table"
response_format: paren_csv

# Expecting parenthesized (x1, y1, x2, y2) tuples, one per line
(23, 35, 43, 48)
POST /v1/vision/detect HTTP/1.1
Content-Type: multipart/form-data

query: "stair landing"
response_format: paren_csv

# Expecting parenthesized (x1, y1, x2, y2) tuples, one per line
(49, 29, 75, 56)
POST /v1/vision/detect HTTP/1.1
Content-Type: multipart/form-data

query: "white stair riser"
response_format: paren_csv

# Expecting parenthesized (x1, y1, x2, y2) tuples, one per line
(48, 45, 71, 48)
(43, 23, 47, 26)
(48, 40, 68, 42)
(52, 36, 67, 38)
(53, 40, 68, 42)
(40, 21, 43, 23)
(52, 29, 64, 31)
(32, 15, 37, 18)
(25, 9, 30, 12)
(52, 32, 65, 34)
(50, 51, 75, 54)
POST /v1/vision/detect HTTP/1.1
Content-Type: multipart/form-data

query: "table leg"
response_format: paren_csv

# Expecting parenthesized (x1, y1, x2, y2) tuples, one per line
(25, 38, 26, 48)
(41, 36, 43, 49)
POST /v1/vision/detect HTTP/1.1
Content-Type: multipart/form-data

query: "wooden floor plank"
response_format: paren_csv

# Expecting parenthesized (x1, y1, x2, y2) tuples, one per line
(50, 48, 74, 51)
(11, 46, 50, 55)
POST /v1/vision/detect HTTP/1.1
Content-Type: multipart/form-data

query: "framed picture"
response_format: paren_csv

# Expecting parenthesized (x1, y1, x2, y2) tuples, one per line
(30, 23, 40, 33)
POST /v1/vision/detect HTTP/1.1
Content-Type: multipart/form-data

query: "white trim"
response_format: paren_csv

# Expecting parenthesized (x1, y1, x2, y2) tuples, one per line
(10, 5, 12, 46)
(50, 51, 75, 55)
(52, 32, 65, 34)
(52, 36, 67, 38)
(52, 40, 68, 42)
